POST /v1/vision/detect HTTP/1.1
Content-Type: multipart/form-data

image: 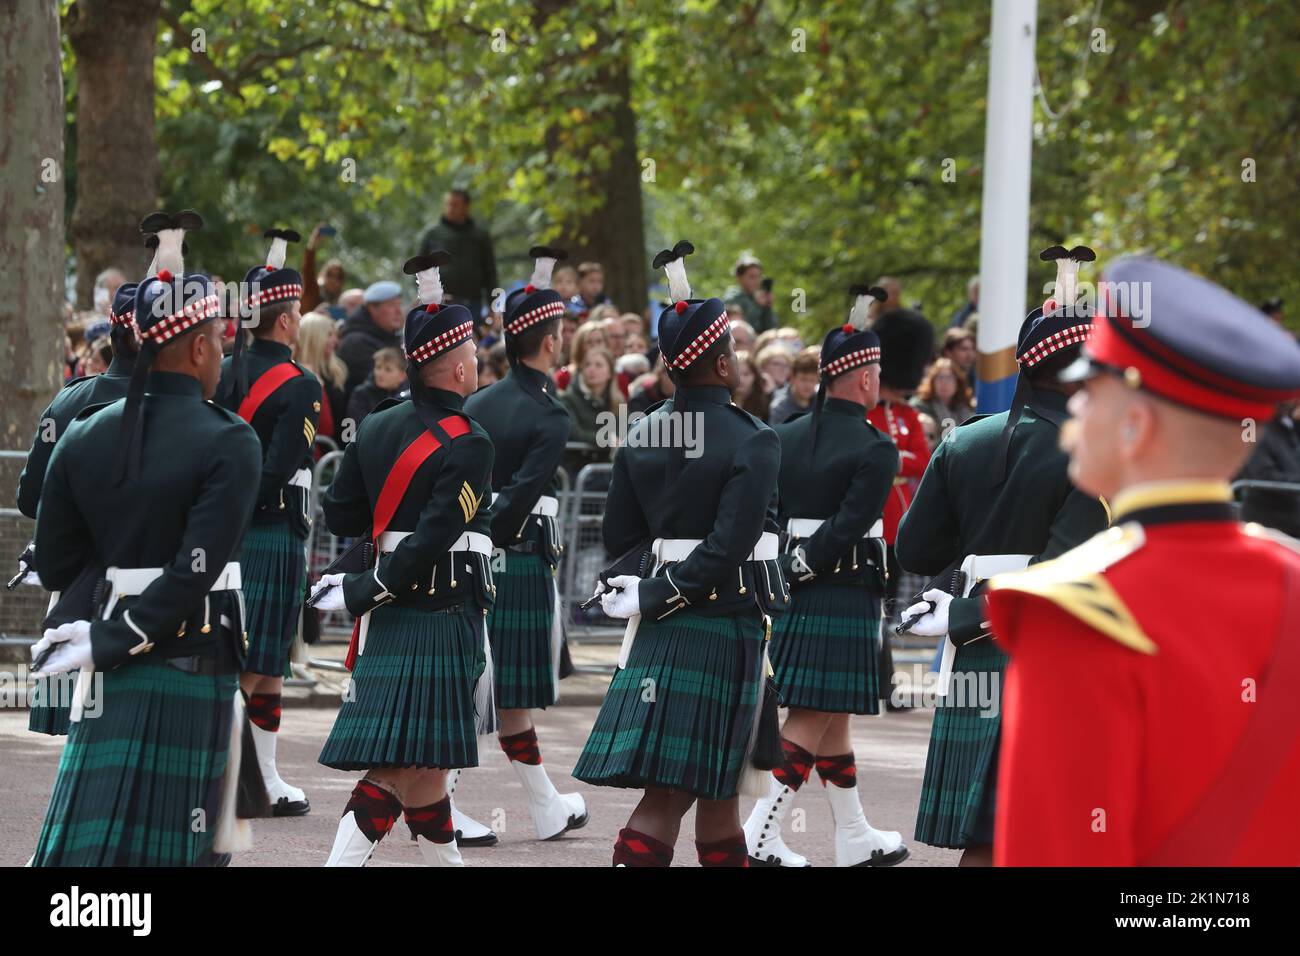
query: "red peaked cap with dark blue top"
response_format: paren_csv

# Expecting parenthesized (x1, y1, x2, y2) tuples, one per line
(654, 240, 730, 373)
(402, 249, 474, 366)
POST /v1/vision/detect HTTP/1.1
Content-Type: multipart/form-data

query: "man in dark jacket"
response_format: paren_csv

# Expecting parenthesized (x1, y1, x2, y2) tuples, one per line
(337, 281, 404, 398)
(418, 190, 498, 320)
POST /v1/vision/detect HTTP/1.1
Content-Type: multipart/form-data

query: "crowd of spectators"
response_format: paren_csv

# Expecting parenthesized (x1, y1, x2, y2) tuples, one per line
(63, 220, 1298, 497)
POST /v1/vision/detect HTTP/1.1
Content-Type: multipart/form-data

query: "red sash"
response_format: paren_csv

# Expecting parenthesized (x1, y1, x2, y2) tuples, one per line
(343, 414, 471, 670)
(237, 363, 302, 423)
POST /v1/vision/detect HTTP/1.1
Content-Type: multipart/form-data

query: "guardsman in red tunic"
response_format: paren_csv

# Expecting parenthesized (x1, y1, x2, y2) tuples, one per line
(985, 256, 1300, 866)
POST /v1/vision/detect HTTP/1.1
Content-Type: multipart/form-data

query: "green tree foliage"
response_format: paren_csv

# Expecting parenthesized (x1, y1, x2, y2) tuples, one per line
(65, 0, 1299, 329)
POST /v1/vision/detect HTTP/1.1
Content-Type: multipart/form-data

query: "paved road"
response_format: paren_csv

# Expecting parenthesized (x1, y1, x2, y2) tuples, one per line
(1, 702, 959, 868)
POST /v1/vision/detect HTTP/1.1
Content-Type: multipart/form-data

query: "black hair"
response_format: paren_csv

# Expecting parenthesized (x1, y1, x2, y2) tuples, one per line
(448, 188, 471, 204)
(507, 315, 561, 363)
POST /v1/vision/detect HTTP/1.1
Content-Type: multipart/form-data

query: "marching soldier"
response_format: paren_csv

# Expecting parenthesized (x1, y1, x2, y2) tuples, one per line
(29, 233, 265, 866)
(986, 256, 1300, 865)
(458, 245, 587, 844)
(219, 228, 321, 817)
(899, 246, 1108, 865)
(314, 251, 497, 867)
(18, 272, 141, 737)
(744, 286, 909, 867)
(573, 241, 789, 867)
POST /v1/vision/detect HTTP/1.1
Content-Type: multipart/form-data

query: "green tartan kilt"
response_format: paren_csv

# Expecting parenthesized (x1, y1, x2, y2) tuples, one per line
(28, 674, 74, 736)
(318, 602, 484, 771)
(240, 520, 306, 677)
(32, 656, 237, 867)
(769, 580, 881, 715)
(486, 550, 557, 710)
(913, 637, 1006, 849)
(573, 609, 764, 801)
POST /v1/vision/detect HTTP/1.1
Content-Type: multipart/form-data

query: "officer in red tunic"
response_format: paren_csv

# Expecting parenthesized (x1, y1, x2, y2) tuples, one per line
(984, 256, 1300, 866)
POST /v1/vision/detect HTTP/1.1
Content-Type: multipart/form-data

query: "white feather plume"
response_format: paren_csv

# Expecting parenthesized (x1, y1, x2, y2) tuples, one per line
(664, 258, 691, 303)
(154, 228, 184, 276)
(1054, 257, 1082, 309)
(848, 294, 872, 330)
(266, 237, 288, 270)
(416, 265, 444, 306)
(529, 256, 557, 290)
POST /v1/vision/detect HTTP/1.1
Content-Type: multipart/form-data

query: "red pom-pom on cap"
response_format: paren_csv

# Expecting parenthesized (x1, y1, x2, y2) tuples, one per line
(157, 269, 173, 283)
(524, 284, 536, 294)
(674, 300, 688, 315)
(425, 302, 439, 313)
(1043, 298, 1058, 313)
(266, 264, 275, 272)
(842, 323, 854, 333)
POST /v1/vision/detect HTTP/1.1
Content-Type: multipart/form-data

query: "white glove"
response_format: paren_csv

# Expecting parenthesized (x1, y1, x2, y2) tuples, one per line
(590, 579, 607, 600)
(600, 575, 641, 620)
(31, 620, 93, 677)
(903, 589, 953, 637)
(20, 569, 41, 587)
(310, 573, 347, 612)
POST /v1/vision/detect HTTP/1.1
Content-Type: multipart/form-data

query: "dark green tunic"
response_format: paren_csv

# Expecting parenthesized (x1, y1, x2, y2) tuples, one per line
(770, 398, 899, 713)
(574, 385, 788, 799)
(895, 385, 1107, 848)
(218, 338, 322, 675)
(18, 353, 138, 735)
(17, 354, 138, 519)
(31, 371, 261, 866)
(464, 364, 571, 707)
(317, 389, 496, 769)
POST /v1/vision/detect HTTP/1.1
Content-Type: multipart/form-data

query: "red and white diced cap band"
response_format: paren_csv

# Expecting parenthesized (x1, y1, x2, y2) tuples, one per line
(1019, 323, 1092, 368)
(246, 282, 303, 309)
(821, 345, 881, 378)
(406, 320, 473, 365)
(668, 313, 730, 370)
(506, 299, 565, 335)
(140, 293, 223, 344)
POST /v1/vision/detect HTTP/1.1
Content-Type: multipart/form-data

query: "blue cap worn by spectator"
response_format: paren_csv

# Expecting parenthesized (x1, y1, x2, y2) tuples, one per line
(364, 280, 402, 304)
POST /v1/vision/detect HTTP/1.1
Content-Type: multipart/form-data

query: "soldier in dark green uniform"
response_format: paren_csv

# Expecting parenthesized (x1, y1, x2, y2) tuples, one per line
(315, 251, 496, 867)
(218, 228, 321, 817)
(573, 241, 789, 867)
(457, 246, 587, 844)
(744, 285, 909, 867)
(30, 254, 264, 866)
(18, 276, 142, 737)
(897, 246, 1109, 866)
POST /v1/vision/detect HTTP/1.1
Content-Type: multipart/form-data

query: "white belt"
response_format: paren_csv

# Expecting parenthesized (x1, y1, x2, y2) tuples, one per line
(490, 492, 558, 517)
(288, 468, 312, 490)
(107, 562, 242, 598)
(377, 530, 494, 556)
(652, 531, 779, 565)
(787, 517, 884, 539)
(936, 553, 1033, 698)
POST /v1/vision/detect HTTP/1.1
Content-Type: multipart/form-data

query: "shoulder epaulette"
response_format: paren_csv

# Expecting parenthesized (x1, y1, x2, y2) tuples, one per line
(986, 522, 1156, 654)
(958, 413, 993, 428)
(639, 398, 668, 416)
(71, 400, 115, 423)
(725, 402, 767, 430)
(372, 396, 409, 416)
(61, 374, 93, 391)
(1242, 522, 1300, 556)
(203, 399, 246, 424)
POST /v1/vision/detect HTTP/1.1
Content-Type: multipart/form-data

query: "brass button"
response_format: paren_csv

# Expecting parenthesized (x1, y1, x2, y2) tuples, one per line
(708, 590, 717, 601)
(738, 586, 747, 595)
(177, 625, 186, 637)
(201, 624, 212, 634)
(411, 583, 419, 591)
(427, 588, 436, 595)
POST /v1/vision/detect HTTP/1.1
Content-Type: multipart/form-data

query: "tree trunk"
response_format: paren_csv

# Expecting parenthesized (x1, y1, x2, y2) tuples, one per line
(0, 0, 66, 450)
(558, 52, 648, 317)
(67, 0, 161, 307)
